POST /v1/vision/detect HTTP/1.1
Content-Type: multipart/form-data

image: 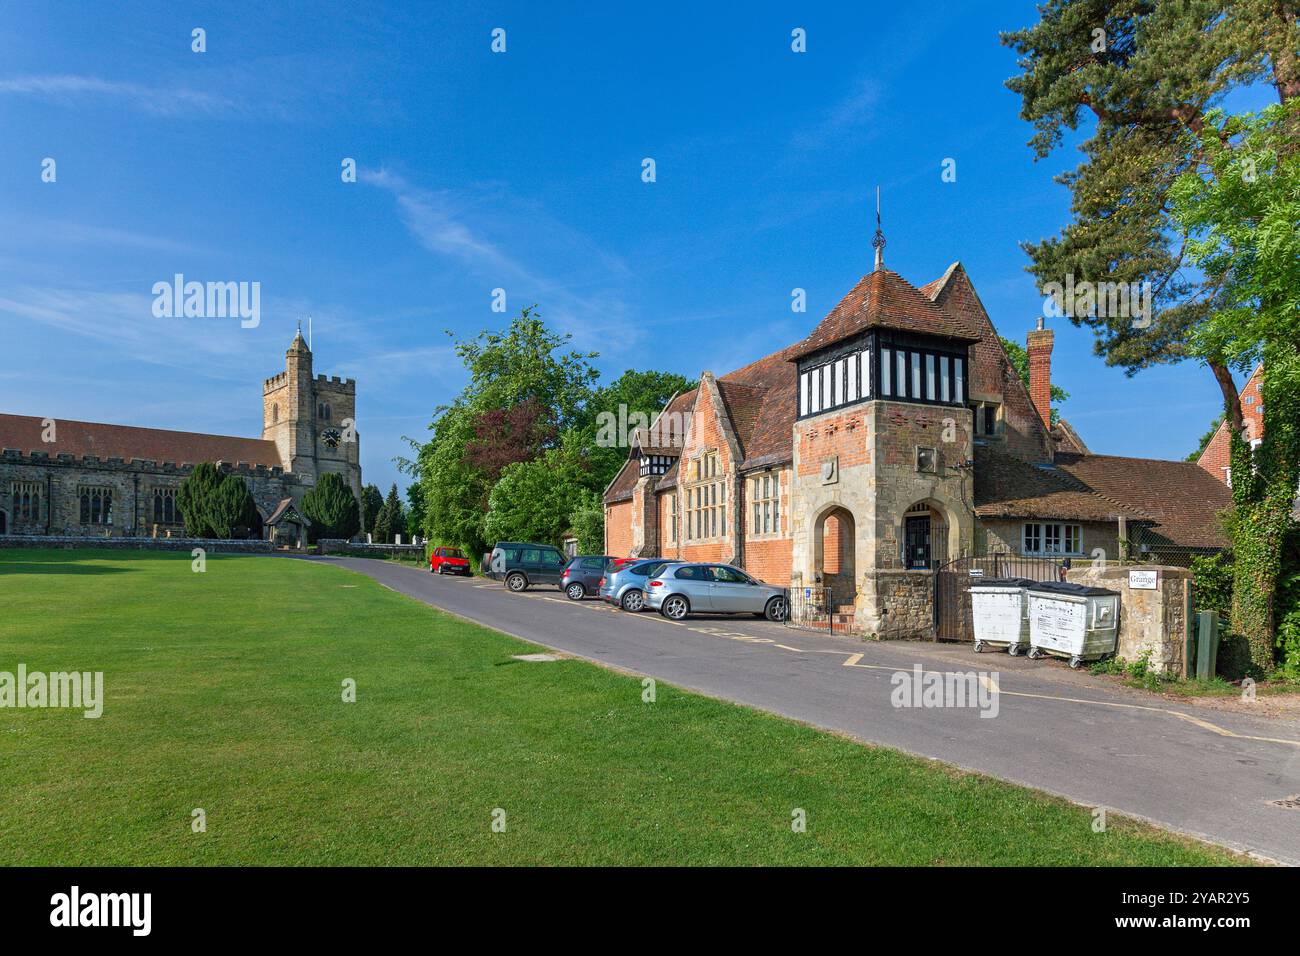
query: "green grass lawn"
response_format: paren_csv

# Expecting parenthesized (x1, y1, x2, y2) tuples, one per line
(0, 549, 1247, 866)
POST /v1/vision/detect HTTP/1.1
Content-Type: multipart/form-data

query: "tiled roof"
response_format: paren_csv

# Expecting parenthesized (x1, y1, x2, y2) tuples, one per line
(788, 268, 982, 361)
(1051, 418, 1090, 455)
(604, 459, 638, 503)
(0, 413, 283, 468)
(1053, 453, 1232, 550)
(716, 346, 801, 468)
(974, 445, 1145, 523)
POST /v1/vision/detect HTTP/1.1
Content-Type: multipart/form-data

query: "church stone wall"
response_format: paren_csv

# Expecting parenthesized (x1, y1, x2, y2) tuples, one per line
(0, 451, 295, 538)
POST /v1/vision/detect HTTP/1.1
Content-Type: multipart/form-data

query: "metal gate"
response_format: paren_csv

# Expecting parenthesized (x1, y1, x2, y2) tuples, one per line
(785, 585, 837, 633)
(933, 553, 1068, 642)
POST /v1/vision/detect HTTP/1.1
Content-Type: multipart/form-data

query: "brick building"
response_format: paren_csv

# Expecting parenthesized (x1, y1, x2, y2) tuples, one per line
(1195, 364, 1263, 486)
(603, 256, 1231, 633)
(0, 330, 362, 538)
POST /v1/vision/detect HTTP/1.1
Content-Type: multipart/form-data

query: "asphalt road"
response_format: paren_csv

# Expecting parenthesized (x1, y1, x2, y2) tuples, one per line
(308, 556, 1300, 864)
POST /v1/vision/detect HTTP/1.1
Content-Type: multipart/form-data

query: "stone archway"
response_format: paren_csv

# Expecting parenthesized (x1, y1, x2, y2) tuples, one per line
(813, 505, 856, 599)
(898, 499, 957, 570)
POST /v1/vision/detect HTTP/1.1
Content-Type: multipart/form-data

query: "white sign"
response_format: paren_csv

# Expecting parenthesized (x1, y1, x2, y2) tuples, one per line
(1128, 569, 1158, 591)
(968, 568, 985, 577)
(1029, 596, 1087, 653)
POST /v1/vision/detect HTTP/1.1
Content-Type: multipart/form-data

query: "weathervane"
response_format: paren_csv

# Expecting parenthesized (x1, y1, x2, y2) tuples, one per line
(872, 186, 886, 271)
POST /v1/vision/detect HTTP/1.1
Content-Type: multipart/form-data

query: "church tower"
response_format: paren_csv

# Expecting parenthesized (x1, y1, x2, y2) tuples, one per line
(262, 330, 362, 501)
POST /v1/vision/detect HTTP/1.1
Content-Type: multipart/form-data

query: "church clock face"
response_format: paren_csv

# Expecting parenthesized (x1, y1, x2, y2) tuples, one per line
(320, 427, 342, 449)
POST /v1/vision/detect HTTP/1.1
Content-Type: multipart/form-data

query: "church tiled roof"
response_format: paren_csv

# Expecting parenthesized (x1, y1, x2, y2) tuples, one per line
(787, 268, 982, 362)
(0, 413, 284, 468)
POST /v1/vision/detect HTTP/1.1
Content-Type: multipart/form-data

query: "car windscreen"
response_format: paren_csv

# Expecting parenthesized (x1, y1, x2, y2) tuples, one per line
(445, 549, 464, 558)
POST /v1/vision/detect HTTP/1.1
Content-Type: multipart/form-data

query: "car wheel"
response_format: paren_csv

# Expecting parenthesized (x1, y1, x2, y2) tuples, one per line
(506, 572, 527, 592)
(661, 595, 689, 620)
(565, 583, 585, 601)
(764, 596, 787, 623)
(620, 590, 644, 612)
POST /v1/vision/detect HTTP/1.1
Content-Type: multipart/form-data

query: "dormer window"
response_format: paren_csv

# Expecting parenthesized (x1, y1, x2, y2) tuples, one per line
(638, 454, 674, 478)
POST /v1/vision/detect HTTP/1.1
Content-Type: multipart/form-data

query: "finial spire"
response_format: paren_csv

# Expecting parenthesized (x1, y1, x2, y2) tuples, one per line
(871, 186, 886, 271)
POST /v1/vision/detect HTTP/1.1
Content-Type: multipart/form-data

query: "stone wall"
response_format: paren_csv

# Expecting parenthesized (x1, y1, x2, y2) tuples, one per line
(1066, 564, 1192, 675)
(0, 534, 274, 553)
(860, 569, 934, 639)
(0, 450, 294, 538)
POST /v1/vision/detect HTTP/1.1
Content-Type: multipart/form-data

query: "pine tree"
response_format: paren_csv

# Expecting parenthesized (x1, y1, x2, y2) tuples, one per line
(373, 483, 404, 543)
(360, 484, 384, 533)
(177, 462, 224, 537)
(300, 473, 361, 543)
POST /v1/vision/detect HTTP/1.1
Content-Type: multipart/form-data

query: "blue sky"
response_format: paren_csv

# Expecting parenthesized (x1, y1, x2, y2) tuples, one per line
(0, 0, 1244, 493)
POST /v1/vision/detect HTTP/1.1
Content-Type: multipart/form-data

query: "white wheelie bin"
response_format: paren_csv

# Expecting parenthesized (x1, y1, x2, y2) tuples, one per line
(1026, 581, 1120, 668)
(970, 577, 1038, 656)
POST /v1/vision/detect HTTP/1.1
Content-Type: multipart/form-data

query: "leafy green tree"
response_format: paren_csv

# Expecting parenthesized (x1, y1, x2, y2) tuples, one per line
(1170, 101, 1300, 668)
(373, 483, 404, 543)
(410, 307, 601, 558)
(177, 462, 225, 537)
(483, 433, 593, 547)
(999, 336, 1070, 424)
(360, 484, 384, 533)
(568, 489, 606, 556)
(300, 473, 361, 543)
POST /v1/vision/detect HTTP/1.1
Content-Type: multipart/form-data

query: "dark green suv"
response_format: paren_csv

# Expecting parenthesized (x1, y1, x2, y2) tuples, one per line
(487, 542, 568, 592)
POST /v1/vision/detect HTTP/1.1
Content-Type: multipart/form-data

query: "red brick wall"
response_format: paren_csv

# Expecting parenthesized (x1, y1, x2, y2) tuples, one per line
(1197, 422, 1231, 483)
(1026, 328, 1053, 429)
(744, 536, 793, 585)
(605, 500, 633, 556)
(796, 408, 871, 477)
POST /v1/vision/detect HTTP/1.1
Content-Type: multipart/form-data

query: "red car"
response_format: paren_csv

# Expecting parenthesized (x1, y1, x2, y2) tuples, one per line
(429, 546, 471, 576)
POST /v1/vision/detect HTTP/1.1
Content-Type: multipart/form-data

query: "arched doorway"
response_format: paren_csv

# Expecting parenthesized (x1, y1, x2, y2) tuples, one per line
(0, 510, 6, 534)
(900, 502, 950, 570)
(813, 506, 856, 599)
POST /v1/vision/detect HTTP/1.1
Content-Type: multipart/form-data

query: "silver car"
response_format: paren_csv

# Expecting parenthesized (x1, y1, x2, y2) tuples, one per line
(599, 559, 668, 612)
(644, 562, 787, 622)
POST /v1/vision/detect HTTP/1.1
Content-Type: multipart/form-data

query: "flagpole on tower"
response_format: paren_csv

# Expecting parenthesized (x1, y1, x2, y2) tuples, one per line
(872, 186, 886, 272)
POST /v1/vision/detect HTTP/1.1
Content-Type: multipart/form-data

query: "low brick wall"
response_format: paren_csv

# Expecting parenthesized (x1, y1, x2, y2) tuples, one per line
(0, 534, 274, 553)
(1066, 565, 1191, 675)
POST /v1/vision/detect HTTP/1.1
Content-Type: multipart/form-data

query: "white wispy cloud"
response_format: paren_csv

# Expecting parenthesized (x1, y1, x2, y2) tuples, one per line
(360, 167, 638, 352)
(0, 74, 234, 117)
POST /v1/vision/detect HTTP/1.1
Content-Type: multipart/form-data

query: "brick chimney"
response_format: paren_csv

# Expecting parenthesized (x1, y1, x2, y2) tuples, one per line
(1026, 318, 1054, 430)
